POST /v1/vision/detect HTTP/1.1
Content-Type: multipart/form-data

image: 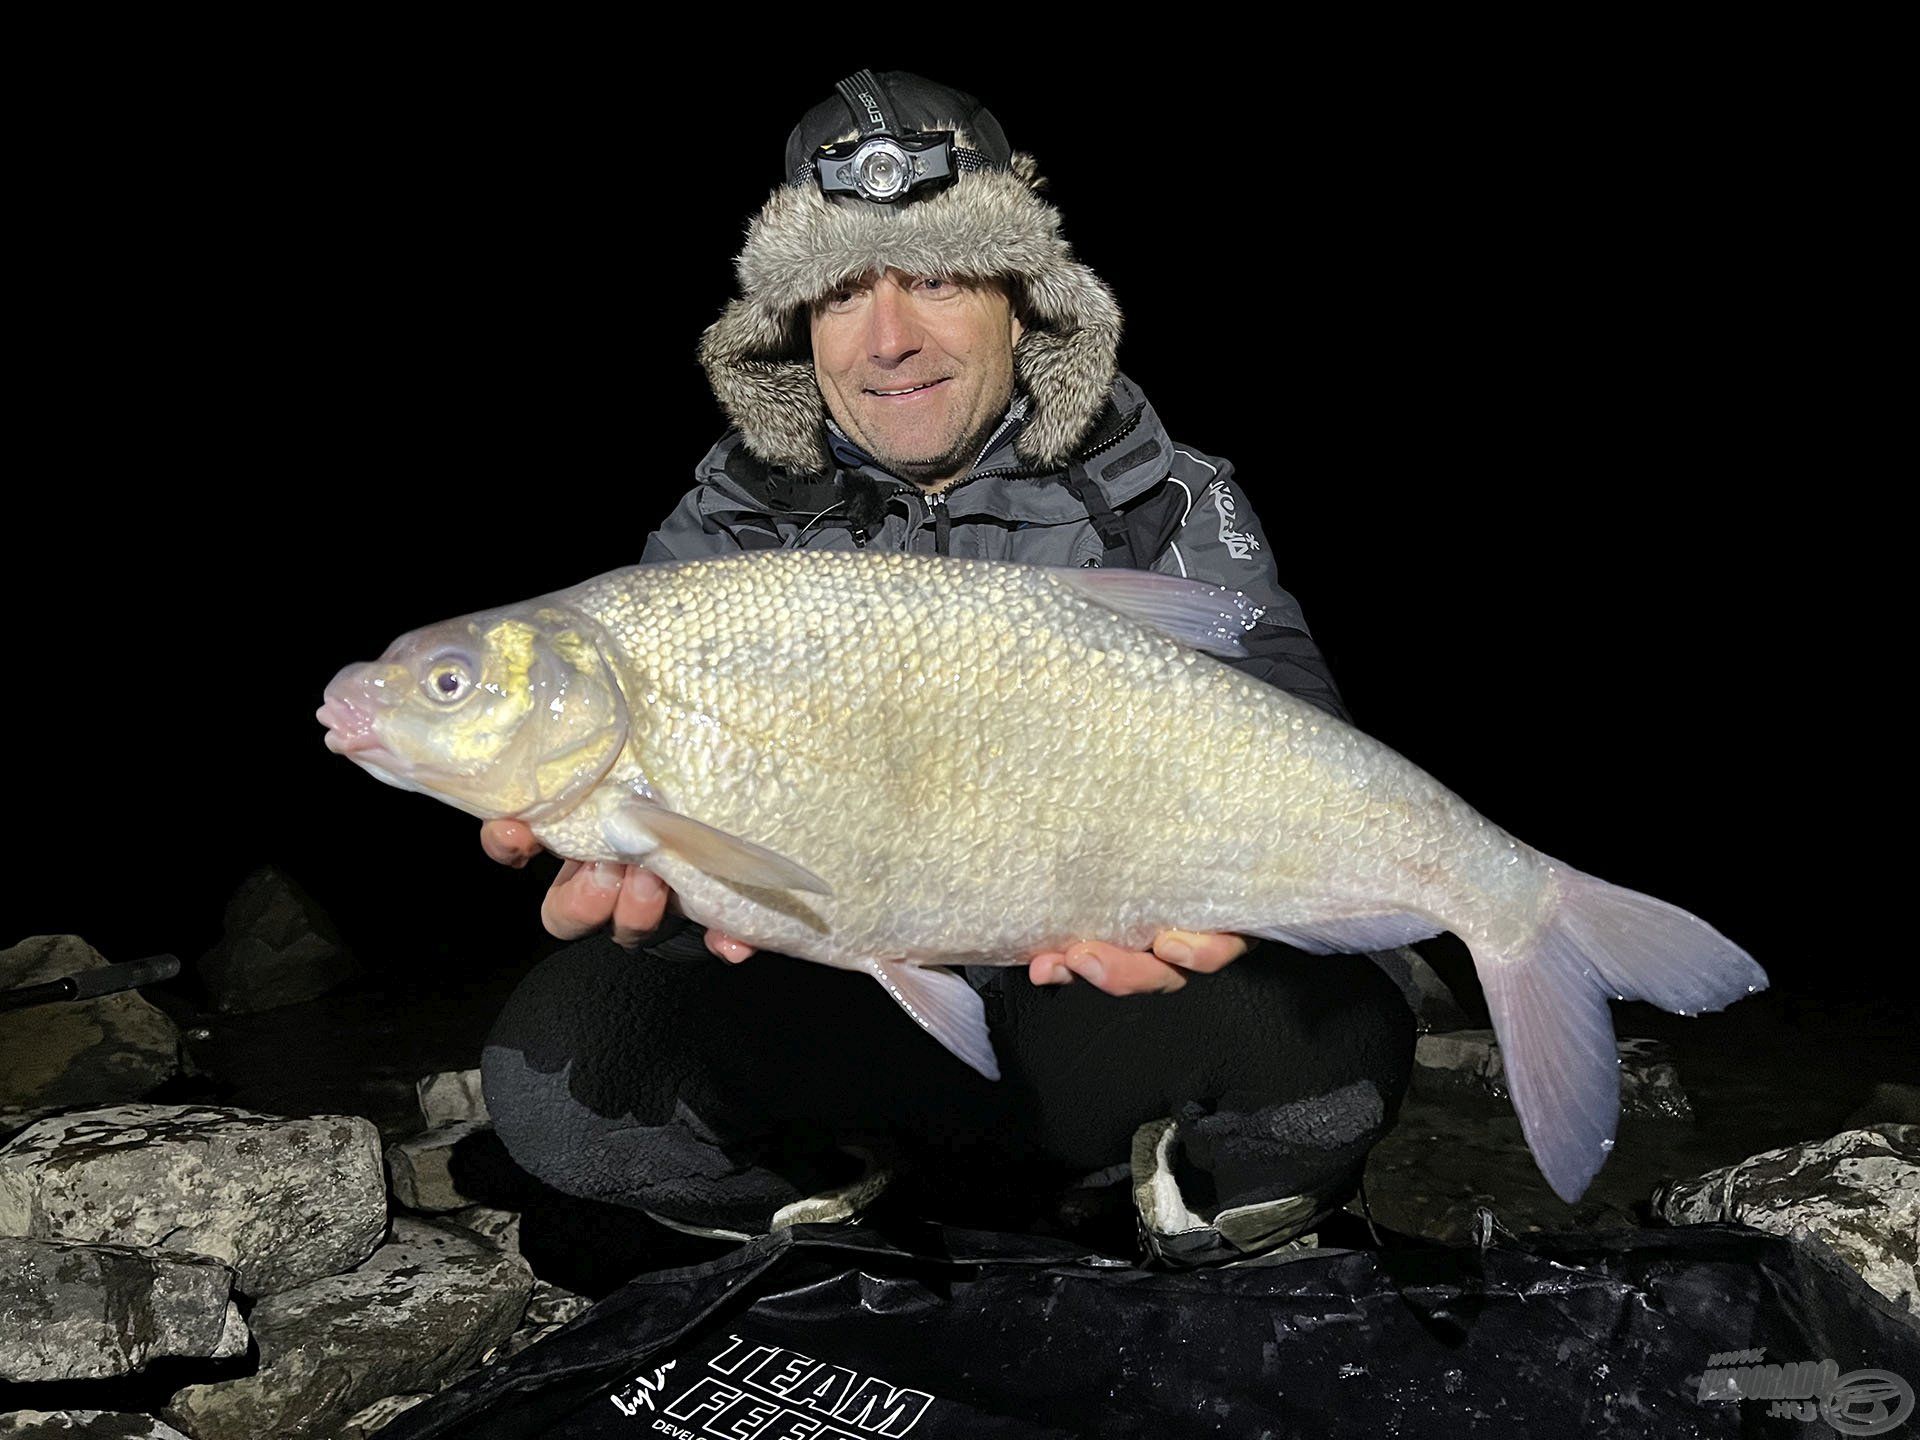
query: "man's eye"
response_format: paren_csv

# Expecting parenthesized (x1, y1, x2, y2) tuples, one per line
(823, 288, 863, 313)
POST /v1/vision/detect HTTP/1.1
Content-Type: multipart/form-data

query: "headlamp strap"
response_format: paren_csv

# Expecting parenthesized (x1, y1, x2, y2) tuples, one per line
(836, 71, 895, 137)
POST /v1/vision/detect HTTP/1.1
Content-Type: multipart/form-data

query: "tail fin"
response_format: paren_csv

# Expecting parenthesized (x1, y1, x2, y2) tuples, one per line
(1477, 861, 1767, 1203)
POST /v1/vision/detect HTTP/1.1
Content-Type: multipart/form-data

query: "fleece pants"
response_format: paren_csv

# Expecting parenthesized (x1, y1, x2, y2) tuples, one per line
(481, 917, 1414, 1237)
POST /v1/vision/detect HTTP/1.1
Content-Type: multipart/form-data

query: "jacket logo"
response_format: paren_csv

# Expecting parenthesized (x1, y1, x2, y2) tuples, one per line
(1206, 479, 1262, 560)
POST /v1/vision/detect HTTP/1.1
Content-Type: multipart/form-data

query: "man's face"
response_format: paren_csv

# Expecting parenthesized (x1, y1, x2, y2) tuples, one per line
(810, 268, 1023, 488)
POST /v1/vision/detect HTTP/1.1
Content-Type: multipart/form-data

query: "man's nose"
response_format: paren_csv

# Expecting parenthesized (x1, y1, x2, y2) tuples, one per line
(865, 282, 923, 366)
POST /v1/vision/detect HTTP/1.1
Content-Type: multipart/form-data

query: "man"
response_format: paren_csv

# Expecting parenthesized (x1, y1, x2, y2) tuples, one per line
(478, 72, 1412, 1264)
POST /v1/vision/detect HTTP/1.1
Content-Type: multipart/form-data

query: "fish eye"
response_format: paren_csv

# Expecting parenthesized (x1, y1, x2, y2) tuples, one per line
(423, 660, 474, 705)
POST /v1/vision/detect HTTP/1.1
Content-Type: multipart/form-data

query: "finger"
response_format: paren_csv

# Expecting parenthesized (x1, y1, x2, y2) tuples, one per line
(540, 860, 623, 941)
(1064, 940, 1187, 996)
(1028, 952, 1075, 986)
(610, 869, 670, 951)
(1153, 930, 1250, 974)
(481, 819, 542, 868)
(704, 930, 756, 964)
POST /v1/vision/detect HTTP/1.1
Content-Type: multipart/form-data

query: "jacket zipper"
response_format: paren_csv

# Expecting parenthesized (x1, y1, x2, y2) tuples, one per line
(954, 402, 1147, 491)
(879, 402, 1151, 555)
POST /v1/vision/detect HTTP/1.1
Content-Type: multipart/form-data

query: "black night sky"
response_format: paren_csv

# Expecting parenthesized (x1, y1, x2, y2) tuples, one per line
(7, 46, 1874, 1006)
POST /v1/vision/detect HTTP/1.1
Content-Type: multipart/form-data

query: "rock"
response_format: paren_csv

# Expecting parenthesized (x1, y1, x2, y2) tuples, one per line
(1843, 1081, 1920, 1130)
(197, 866, 357, 1015)
(336, 1393, 433, 1438)
(0, 937, 180, 1110)
(0, 1235, 241, 1382)
(0, 1104, 386, 1297)
(1412, 1029, 1693, 1119)
(437, 1205, 521, 1253)
(1654, 1125, 1919, 1314)
(0, 1107, 63, 1145)
(0, 1415, 194, 1438)
(483, 1277, 592, 1366)
(1367, 945, 1471, 1032)
(161, 1216, 534, 1440)
(417, 1068, 488, 1127)
(386, 1119, 491, 1211)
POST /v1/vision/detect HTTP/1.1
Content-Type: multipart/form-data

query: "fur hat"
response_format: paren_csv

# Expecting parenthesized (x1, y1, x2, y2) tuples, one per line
(698, 72, 1122, 475)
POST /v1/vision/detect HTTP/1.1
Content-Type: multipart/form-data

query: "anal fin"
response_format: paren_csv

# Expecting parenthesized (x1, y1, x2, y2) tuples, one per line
(865, 959, 1000, 1081)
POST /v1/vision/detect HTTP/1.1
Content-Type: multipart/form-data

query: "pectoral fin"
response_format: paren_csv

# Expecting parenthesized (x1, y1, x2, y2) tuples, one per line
(604, 797, 832, 896)
(865, 959, 1000, 1081)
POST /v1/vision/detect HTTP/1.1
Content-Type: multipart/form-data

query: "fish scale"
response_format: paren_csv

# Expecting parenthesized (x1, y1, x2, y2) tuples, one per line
(320, 548, 1766, 1201)
(575, 555, 1291, 955)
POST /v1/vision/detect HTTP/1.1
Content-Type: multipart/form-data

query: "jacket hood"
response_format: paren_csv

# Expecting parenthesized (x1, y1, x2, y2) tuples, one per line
(697, 148, 1122, 477)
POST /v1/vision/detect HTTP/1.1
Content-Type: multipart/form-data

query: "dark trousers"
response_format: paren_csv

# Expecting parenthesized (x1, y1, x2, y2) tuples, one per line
(481, 918, 1413, 1236)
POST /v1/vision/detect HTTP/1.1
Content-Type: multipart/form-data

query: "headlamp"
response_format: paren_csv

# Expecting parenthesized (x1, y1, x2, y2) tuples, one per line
(812, 130, 959, 204)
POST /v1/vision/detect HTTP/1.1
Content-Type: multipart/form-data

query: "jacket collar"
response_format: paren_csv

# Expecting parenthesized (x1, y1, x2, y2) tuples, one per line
(692, 372, 1172, 528)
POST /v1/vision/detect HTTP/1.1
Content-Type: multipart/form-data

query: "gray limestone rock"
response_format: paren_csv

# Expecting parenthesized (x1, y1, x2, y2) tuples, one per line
(197, 866, 357, 1015)
(336, 1393, 433, 1438)
(161, 1216, 534, 1440)
(1654, 1124, 1919, 1314)
(0, 1108, 62, 1145)
(0, 937, 180, 1110)
(385, 1119, 490, 1212)
(482, 1277, 592, 1366)
(0, 1236, 242, 1382)
(436, 1205, 521, 1253)
(1413, 1028, 1694, 1119)
(0, 1104, 386, 1297)
(0, 1415, 194, 1438)
(416, 1068, 488, 1128)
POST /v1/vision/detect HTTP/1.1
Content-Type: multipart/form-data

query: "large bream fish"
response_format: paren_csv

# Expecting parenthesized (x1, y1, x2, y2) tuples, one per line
(318, 551, 1764, 1202)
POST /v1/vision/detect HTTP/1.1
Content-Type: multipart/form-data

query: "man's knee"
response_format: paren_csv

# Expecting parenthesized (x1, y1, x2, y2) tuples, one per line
(479, 932, 875, 1232)
(481, 931, 711, 1197)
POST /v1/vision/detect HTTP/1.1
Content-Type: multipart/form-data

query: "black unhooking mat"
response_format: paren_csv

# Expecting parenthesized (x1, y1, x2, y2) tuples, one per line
(385, 1219, 1920, 1439)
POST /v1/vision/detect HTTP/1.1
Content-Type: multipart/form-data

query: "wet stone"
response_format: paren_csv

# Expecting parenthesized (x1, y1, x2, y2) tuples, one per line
(416, 1068, 488, 1128)
(386, 1119, 491, 1212)
(0, 1236, 241, 1383)
(0, 1104, 386, 1297)
(1413, 1029, 1694, 1119)
(0, 1414, 194, 1438)
(435, 1204, 521, 1253)
(0, 937, 180, 1112)
(196, 865, 357, 1015)
(160, 1216, 533, 1440)
(335, 1392, 432, 1438)
(482, 1278, 592, 1367)
(1654, 1124, 1920, 1315)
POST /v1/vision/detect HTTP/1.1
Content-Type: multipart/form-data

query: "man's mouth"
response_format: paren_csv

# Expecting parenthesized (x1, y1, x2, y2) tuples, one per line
(863, 377, 950, 399)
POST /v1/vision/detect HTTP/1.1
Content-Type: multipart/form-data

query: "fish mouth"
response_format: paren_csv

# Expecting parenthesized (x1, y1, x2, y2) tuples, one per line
(317, 695, 402, 768)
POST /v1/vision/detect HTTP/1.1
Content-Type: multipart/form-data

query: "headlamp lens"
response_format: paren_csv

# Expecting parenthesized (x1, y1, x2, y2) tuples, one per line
(853, 139, 911, 200)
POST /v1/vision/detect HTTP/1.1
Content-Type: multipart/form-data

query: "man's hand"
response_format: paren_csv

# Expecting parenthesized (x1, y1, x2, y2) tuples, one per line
(1029, 929, 1251, 998)
(480, 821, 1247, 985)
(1028, 933, 1250, 995)
(479, 820, 756, 961)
